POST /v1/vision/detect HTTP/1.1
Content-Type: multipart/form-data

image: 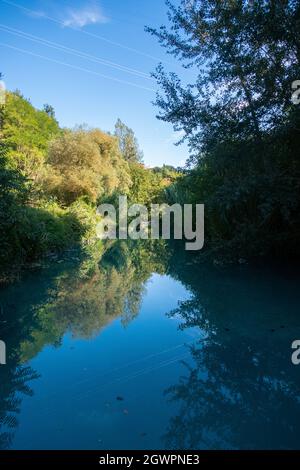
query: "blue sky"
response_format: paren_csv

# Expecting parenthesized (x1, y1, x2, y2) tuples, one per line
(0, 0, 189, 167)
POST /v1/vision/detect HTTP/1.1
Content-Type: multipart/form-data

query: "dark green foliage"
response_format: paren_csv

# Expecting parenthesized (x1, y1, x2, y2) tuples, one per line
(0, 145, 28, 269)
(128, 163, 165, 206)
(43, 103, 56, 119)
(147, 0, 300, 261)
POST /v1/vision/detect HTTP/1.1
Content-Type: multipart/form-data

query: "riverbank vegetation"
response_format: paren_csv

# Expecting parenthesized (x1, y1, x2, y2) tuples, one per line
(0, 88, 176, 282)
(147, 0, 300, 262)
(1, 1, 300, 281)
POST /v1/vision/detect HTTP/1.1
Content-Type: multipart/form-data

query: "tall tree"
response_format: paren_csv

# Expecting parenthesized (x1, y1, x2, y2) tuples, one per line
(146, 0, 300, 159)
(146, 0, 300, 260)
(114, 118, 144, 163)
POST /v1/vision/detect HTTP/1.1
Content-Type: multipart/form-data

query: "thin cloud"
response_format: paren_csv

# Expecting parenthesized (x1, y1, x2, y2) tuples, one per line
(62, 3, 109, 28)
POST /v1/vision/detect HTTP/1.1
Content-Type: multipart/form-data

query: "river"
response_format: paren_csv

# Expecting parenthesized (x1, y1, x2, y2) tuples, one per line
(0, 241, 300, 449)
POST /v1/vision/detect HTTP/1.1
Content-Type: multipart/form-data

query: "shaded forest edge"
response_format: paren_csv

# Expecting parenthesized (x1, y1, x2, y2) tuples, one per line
(146, 0, 300, 263)
(1, 1, 300, 282)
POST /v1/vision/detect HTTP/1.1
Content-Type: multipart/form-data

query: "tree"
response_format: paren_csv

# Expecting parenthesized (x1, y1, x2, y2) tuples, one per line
(0, 144, 28, 269)
(129, 163, 165, 206)
(1, 92, 60, 180)
(147, 0, 300, 157)
(43, 104, 56, 119)
(46, 129, 132, 205)
(114, 118, 144, 163)
(146, 0, 300, 261)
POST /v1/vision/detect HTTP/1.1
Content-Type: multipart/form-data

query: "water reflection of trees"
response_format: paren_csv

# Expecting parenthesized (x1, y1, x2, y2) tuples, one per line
(163, 258, 300, 449)
(0, 363, 39, 449)
(0, 300, 40, 449)
(1, 241, 300, 449)
(20, 240, 169, 360)
(0, 240, 168, 447)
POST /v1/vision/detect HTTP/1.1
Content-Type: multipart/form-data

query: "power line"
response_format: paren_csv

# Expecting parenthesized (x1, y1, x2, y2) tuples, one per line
(0, 42, 156, 92)
(0, 0, 168, 64)
(0, 24, 154, 81)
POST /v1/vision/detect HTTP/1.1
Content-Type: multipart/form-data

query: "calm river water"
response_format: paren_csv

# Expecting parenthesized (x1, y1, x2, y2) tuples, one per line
(0, 241, 300, 449)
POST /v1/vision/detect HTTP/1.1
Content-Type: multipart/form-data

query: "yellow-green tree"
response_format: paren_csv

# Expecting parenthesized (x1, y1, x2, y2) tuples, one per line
(1, 92, 59, 180)
(45, 129, 132, 205)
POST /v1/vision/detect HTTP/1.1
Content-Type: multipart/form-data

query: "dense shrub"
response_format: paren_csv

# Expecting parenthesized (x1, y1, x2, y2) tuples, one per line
(45, 129, 131, 205)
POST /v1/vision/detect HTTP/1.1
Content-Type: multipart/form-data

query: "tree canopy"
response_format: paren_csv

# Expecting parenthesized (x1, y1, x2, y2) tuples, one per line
(114, 118, 144, 163)
(46, 129, 131, 205)
(147, 0, 300, 261)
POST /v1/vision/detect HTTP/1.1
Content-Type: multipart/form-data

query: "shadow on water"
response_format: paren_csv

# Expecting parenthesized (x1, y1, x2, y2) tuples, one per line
(163, 248, 300, 449)
(0, 240, 300, 449)
(0, 287, 42, 449)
